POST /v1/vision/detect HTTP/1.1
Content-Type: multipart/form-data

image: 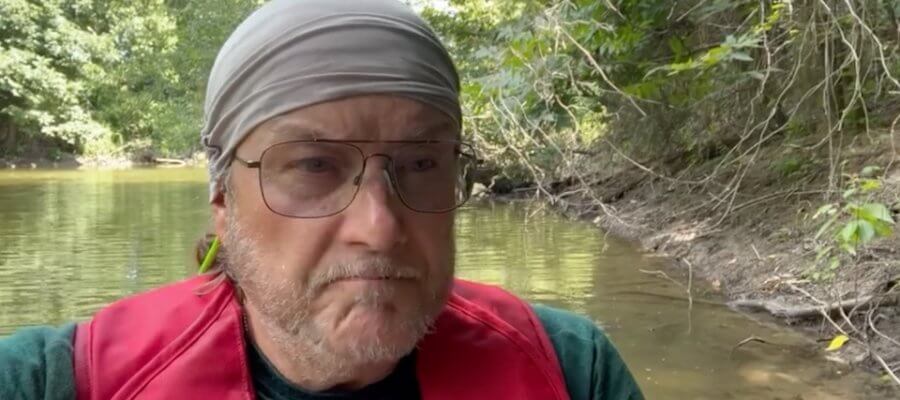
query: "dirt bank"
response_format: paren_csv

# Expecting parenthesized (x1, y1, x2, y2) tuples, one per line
(493, 133, 900, 380)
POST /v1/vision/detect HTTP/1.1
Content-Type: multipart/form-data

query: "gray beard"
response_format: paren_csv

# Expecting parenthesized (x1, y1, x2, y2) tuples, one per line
(221, 207, 452, 383)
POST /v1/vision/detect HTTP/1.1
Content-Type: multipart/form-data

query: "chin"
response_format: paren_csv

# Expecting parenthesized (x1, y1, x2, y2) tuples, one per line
(325, 303, 427, 356)
(342, 302, 408, 333)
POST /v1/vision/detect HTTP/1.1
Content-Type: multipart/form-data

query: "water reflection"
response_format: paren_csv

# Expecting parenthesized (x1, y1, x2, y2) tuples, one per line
(0, 168, 209, 329)
(454, 201, 892, 399)
(456, 202, 601, 311)
(0, 168, 893, 399)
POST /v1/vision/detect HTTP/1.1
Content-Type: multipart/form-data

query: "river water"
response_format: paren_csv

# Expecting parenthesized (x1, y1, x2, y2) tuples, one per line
(0, 168, 893, 399)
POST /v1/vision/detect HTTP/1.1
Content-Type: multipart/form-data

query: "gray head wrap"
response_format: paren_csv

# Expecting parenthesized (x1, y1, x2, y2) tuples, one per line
(201, 0, 461, 200)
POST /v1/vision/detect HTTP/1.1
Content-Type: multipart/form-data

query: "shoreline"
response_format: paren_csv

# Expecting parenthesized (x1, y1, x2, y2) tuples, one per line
(489, 138, 900, 380)
(6, 147, 898, 380)
(0, 154, 202, 170)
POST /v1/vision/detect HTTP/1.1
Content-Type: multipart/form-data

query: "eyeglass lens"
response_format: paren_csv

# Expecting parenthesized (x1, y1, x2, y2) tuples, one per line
(257, 141, 476, 217)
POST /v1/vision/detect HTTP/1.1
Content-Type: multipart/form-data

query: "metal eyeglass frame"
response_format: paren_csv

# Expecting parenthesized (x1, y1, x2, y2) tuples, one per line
(231, 139, 480, 218)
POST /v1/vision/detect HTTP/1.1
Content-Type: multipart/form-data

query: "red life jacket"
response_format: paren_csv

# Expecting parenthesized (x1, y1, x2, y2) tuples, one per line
(73, 275, 570, 400)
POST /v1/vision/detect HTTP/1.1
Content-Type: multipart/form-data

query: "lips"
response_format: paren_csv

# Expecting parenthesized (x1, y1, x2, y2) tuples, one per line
(313, 260, 422, 288)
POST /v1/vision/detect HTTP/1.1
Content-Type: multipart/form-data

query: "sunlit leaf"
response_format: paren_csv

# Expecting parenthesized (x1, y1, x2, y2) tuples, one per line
(838, 221, 860, 244)
(826, 334, 849, 351)
(859, 179, 882, 192)
(857, 220, 875, 243)
(873, 221, 893, 237)
(861, 203, 894, 224)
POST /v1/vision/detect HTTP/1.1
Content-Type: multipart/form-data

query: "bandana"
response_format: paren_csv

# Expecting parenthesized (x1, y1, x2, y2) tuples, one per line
(200, 0, 460, 200)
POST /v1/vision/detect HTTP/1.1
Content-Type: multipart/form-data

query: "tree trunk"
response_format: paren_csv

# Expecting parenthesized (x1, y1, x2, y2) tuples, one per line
(0, 119, 17, 154)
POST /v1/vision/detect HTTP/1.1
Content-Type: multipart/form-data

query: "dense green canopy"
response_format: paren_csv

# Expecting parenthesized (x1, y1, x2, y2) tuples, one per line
(1, 0, 897, 170)
(0, 0, 261, 157)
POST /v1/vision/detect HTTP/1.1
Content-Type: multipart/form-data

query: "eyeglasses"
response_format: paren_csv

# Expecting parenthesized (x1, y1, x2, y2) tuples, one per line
(232, 139, 479, 218)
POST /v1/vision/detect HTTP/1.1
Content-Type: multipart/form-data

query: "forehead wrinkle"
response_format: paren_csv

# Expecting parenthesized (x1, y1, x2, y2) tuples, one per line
(252, 97, 459, 146)
(404, 121, 456, 140)
(262, 116, 330, 143)
(262, 116, 456, 143)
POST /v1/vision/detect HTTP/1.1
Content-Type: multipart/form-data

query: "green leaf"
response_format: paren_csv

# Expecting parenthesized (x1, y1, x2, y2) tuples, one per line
(702, 47, 728, 66)
(873, 221, 893, 237)
(859, 179, 882, 192)
(839, 221, 858, 242)
(838, 220, 865, 247)
(861, 203, 894, 224)
(859, 220, 876, 243)
(667, 36, 687, 60)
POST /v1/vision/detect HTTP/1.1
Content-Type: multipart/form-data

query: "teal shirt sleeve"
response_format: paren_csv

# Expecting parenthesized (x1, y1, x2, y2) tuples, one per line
(533, 304, 644, 400)
(0, 324, 77, 400)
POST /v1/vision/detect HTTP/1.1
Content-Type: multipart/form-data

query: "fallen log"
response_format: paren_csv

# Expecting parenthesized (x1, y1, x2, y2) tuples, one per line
(728, 293, 898, 319)
(153, 157, 187, 166)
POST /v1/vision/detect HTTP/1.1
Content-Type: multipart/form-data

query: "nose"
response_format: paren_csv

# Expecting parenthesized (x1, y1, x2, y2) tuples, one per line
(352, 164, 397, 197)
(338, 157, 407, 251)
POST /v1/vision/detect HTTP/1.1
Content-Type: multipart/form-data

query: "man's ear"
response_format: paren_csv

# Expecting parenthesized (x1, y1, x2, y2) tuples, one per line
(211, 188, 229, 239)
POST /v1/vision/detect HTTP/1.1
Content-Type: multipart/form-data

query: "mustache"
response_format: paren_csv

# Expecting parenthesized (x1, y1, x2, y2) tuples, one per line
(309, 256, 423, 288)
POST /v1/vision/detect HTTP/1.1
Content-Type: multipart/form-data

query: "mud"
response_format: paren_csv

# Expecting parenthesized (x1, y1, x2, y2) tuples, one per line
(499, 134, 900, 378)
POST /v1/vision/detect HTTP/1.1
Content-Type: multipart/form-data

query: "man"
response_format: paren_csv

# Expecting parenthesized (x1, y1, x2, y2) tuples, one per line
(0, 1, 644, 399)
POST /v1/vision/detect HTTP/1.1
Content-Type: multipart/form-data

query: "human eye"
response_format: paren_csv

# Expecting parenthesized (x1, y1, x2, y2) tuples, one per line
(396, 144, 452, 174)
(285, 157, 338, 173)
(408, 157, 438, 172)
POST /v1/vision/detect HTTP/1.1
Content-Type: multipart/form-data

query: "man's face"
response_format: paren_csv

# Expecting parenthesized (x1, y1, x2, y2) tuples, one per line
(212, 95, 457, 365)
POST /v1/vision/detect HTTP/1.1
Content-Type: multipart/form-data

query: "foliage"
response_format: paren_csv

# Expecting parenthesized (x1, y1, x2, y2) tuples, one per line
(2, 0, 898, 184)
(808, 166, 895, 281)
(422, 0, 900, 189)
(417, 0, 900, 283)
(0, 0, 259, 157)
(0, 0, 118, 151)
(144, 0, 262, 155)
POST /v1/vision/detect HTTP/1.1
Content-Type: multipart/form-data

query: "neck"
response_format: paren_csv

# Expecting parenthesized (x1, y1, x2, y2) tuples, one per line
(242, 303, 400, 392)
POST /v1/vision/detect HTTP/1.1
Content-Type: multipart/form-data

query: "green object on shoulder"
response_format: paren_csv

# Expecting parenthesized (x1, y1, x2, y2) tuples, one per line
(199, 236, 221, 274)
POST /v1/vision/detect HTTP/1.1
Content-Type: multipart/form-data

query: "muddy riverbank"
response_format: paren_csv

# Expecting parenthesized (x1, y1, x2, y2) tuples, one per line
(493, 135, 900, 382)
